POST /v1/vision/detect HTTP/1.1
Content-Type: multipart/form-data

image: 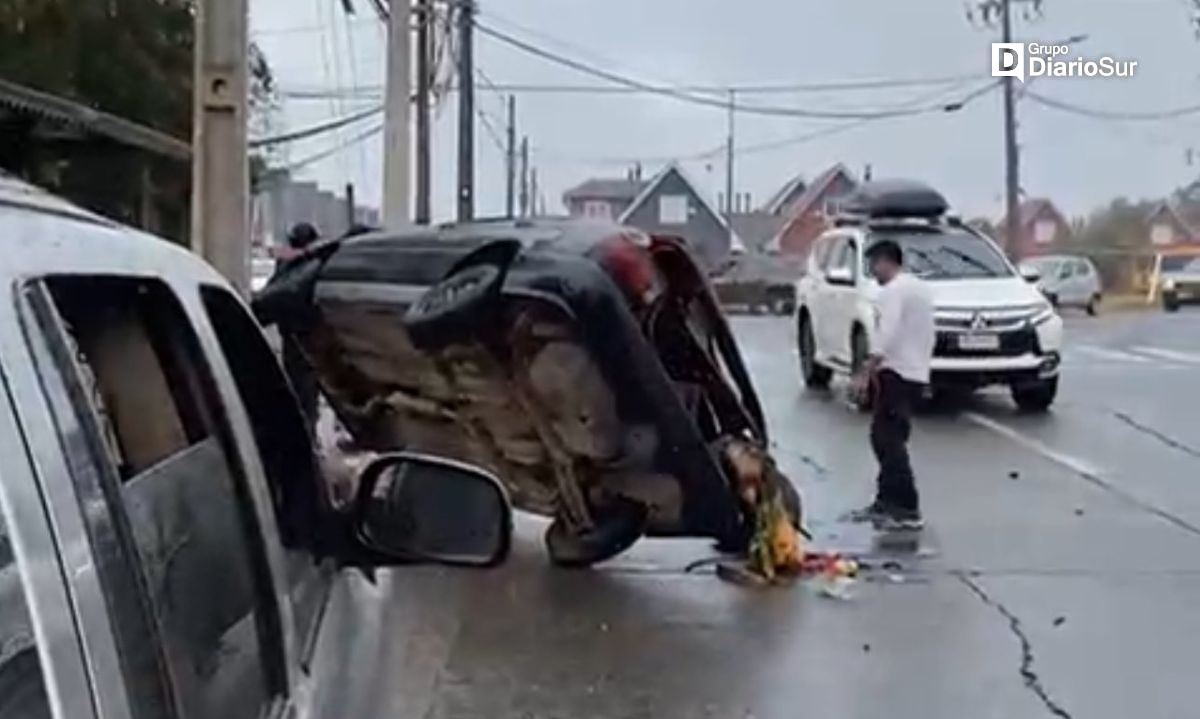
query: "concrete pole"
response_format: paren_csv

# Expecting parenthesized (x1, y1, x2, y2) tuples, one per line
(505, 95, 516, 219)
(383, 0, 412, 228)
(1001, 0, 1021, 259)
(456, 0, 476, 222)
(414, 0, 432, 224)
(192, 0, 250, 293)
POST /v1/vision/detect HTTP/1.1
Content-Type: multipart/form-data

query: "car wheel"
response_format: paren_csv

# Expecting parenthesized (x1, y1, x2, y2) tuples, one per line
(1011, 377, 1058, 413)
(850, 327, 873, 412)
(1045, 292, 1060, 309)
(798, 314, 832, 389)
(1086, 294, 1101, 316)
(1163, 293, 1180, 313)
(544, 499, 648, 568)
(404, 263, 503, 349)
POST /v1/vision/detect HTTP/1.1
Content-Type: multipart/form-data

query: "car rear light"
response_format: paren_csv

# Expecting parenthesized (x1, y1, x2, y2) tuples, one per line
(596, 234, 662, 305)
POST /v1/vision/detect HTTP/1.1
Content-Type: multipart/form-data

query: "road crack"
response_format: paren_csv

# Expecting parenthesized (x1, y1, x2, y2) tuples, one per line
(954, 573, 1073, 719)
(1111, 411, 1200, 460)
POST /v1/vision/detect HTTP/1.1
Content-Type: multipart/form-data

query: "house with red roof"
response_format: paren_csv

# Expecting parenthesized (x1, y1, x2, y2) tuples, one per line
(766, 164, 859, 256)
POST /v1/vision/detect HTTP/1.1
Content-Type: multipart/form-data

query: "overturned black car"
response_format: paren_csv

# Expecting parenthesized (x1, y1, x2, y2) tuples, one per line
(255, 218, 801, 566)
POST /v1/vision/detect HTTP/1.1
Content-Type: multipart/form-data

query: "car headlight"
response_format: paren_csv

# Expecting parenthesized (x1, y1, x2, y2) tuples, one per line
(1030, 301, 1057, 326)
(1163, 278, 1177, 292)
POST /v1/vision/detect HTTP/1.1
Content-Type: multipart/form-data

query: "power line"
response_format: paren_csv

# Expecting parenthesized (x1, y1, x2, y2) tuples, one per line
(473, 22, 984, 121)
(1025, 90, 1200, 121)
(264, 122, 384, 180)
(250, 104, 383, 148)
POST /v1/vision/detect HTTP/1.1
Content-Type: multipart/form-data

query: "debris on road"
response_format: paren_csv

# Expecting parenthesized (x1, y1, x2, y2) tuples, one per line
(1009, 470, 1021, 480)
(1052, 616, 1066, 627)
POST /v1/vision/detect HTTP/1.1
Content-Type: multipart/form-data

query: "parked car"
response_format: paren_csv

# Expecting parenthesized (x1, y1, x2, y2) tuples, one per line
(795, 180, 1063, 412)
(0, 174, 510, 719)
(1018, 254, 1103, 315)
(1155, 251, 1200, 312)
(255, 217, 802, 567)
(711, 252, 801, 315)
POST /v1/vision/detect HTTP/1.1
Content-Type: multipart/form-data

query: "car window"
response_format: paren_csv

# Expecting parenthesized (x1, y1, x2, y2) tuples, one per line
(828, 238, 856, 275)
(1075, 260, 1092, 276)
(200, 286, 333, 664)
(866, 229, 1012, 280)
(811, 236, 836, 271)
(0, 509, 53, 719)
(26, 276, 287, 719)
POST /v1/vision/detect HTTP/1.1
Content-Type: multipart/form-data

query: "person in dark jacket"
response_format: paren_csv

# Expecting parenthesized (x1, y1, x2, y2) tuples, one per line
(275, 223, 321, 435)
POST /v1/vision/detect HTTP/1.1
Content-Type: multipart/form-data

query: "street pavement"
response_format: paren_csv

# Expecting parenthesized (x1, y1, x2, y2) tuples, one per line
(374, 306, 1200, 719)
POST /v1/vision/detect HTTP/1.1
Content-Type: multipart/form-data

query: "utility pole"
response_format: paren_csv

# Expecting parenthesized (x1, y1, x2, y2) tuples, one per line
(1000, 0, 1020, 258)
(345, 182, 357, 229)
(456, 0, 475, 221)
(519, 136, 529, 217)
(505, 95, 517, 219)
(529, 167, 539, 218)
(383, 0, 412, 228)
(192, 0, 250, 292)
(414, 0, 432, 224)
(725, 88, 736, 245)
(969, 0, 1045, 257)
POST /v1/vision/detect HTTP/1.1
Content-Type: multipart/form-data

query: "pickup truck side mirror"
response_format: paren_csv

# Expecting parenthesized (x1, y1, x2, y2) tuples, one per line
(1019, 266, 1041, 283)
(825, 266, 855, 286)
(352, 452, 512, 567)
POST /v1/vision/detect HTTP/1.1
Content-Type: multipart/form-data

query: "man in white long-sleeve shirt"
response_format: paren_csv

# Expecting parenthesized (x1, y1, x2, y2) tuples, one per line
(849, 239, 935, 530)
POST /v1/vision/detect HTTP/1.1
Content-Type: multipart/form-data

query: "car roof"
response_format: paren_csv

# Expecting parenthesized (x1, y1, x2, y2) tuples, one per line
(0, 173, 227, 288)
(343, 216, 641, 252)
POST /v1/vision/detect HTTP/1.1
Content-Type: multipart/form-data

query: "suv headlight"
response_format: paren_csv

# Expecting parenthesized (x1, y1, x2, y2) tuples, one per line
(1030, 301, 1057, 326)
(1163, 278, 1177, 292)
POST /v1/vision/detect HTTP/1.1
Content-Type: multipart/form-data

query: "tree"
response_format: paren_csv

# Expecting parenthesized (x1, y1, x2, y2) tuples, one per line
(0, 0, 279, 238)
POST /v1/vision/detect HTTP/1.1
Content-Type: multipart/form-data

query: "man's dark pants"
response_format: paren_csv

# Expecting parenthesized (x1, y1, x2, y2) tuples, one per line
(871, 369, 922, 512)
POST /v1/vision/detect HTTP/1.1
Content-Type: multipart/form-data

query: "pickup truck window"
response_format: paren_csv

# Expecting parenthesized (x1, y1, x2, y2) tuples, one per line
(201, 286, 333, 664)
(30, 276, 287, 719)
(0, 512, 52, 719)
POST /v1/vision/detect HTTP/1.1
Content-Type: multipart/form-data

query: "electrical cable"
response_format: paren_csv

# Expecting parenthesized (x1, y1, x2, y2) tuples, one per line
(474, 21, 982, 121)
(1025, 90, 1200, 121)
(250, 104, 383, 148)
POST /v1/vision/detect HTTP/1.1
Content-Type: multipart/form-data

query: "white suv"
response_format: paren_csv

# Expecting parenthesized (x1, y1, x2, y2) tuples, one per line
(794, 182, 1063, 411)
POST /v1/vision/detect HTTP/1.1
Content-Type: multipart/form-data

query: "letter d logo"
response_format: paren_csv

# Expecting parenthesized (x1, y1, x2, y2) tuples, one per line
(991, 43, 1025, 82)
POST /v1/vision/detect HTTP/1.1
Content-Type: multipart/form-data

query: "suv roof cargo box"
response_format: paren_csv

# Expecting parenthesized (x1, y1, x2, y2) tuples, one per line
(841, 180, 949, 220)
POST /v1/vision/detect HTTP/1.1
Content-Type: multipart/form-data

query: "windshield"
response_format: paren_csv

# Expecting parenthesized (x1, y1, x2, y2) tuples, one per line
(865, 230, 1013, 280)
(1161, 256, 1200, 274)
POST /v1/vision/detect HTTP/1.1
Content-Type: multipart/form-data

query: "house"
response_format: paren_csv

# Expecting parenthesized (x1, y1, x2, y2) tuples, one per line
(762, 172, 808, 217)
(1145, 183, 1200, 248)
(767, 164, 858, 256)
(616, 164, 741, 269)
(562, 171, 647, 221)
(998, 198, 1072, 258)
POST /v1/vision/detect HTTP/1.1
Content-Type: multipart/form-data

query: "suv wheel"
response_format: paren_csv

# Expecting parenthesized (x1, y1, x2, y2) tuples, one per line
(1164, 293, 1180, 313)
(1012, 377, 1058, 413)
(544, 499, 648, 568)
(798, 313, 832, 388)
(1086, 294, 1101, 316)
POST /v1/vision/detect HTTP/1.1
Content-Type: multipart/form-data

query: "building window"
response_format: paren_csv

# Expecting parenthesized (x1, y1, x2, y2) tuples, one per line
(659, 195, 689, 225)
(1034, 219, 1057, 245)
(583, 200, 612, 220)
(1151, 223, 1175, 246)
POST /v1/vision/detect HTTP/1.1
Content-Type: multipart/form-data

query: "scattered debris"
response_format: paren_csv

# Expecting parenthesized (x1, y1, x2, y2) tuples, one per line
(886, 573, 906, 584)
(1052, 616, 1066, 628)
(1008, 470, 1021, 480)
(862, 643, 872, 653)
(1074, 508, 1085, 517)
(816, 576, 857, 601)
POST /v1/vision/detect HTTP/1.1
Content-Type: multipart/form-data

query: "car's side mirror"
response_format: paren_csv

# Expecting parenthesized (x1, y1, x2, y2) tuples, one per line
(1019, 266, 1041, 283)
(352, 452, 512, 567)
(825, 266, 855, 286)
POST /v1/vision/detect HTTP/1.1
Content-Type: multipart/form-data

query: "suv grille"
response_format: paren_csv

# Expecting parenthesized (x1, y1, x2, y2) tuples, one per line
(935, 327, 1040, 358)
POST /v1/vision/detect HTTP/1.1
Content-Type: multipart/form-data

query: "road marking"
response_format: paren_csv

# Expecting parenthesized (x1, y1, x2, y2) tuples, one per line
(963, 412, 1105, 478)
(964, 411, 1200, 537)
(1130, 346, 1200, 365)
(1069, 345, 1152, 363)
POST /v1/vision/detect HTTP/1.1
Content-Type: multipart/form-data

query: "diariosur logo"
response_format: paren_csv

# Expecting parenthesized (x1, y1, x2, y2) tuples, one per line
(991, 43, 1138, 82)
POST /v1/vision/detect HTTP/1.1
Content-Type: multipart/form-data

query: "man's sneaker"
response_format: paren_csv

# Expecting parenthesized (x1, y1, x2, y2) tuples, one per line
(876, 508, 925, 531)
(842, 503, 888, 524)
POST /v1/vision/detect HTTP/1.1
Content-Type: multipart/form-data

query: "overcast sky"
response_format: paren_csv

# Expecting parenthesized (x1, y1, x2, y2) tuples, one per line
(251, 0, 1200, 225)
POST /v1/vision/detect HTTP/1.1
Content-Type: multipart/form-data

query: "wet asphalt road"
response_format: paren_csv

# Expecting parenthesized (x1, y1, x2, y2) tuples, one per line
(378, 306, 1200, 719)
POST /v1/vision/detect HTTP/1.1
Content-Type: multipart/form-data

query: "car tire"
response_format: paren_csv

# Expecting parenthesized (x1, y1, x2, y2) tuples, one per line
(1086, 294, 1101, 316)
(544, 499, 648, 568)
(1164, 293, 1180, 313)
(1011, 377, 1058, 413)
(798, 313, 832, 389)
(850, 327, 873, 413)
(1045, 292, 1060, 309)
(404, 263, 503, 350)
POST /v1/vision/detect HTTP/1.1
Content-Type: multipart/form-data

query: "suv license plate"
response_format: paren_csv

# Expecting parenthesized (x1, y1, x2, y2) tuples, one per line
(958, 333, 1000, 351)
